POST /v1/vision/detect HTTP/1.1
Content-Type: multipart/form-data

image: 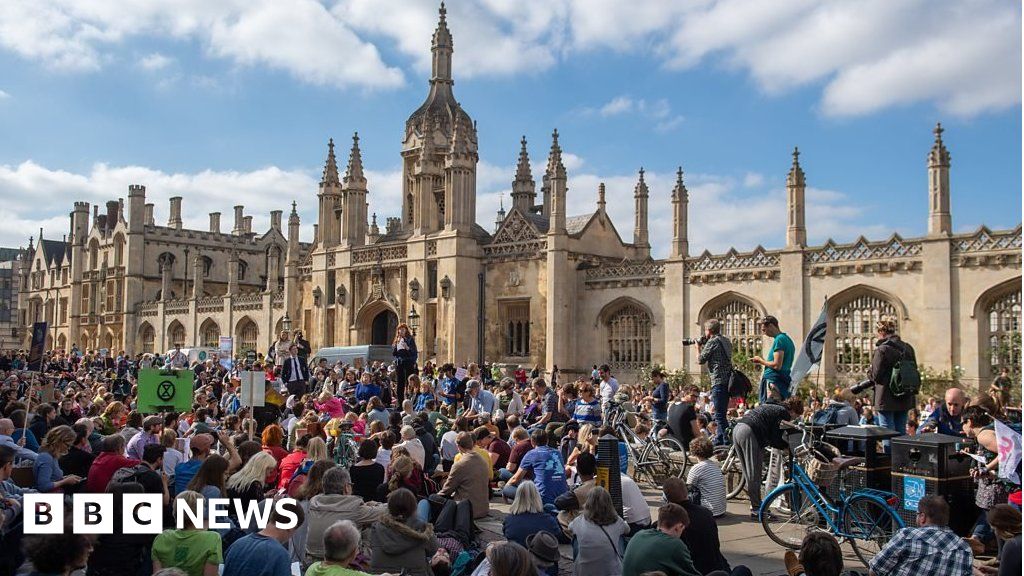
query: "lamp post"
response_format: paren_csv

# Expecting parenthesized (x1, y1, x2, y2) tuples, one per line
(408, 305, 420, 337)
(282, 312, 292, 333)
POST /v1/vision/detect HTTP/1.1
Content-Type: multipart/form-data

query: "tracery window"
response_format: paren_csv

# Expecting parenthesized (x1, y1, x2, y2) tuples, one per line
(987, 289, 1021, 378)
(168, 322, 186, 348)
(708, 299, 762, 358)
(200, 321, 220, 348)
(833, 295, 898, 378)
(139, 324, 155, 354)
(607, 303, 652, 372)
(501, 300, 530, 357)
(238, 319, 258, 353)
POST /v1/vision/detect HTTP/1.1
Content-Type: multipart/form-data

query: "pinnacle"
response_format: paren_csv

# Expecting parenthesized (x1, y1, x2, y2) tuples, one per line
(676, 166, 684, 185)
(343, 131, 365, 185)
(514, 136, 532, 182)
(321, 137, 340, 186)
(934, 122, 944, 142)
(792, 146, 800, 165)
(634, 168, 649, 197)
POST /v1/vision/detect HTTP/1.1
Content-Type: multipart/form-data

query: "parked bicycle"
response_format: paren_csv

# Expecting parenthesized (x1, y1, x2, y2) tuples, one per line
(759, 420, 905, 567)
(606, 400, 687, 484)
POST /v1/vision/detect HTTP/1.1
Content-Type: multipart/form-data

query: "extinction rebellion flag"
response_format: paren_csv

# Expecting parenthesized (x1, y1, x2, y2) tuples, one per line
(791, 300, 827, 385)
(994, 419, 1021, 484)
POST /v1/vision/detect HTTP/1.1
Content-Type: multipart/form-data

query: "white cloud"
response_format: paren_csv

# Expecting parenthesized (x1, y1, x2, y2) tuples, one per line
(584, 95, 685, 132)
(138, 52, 173, 71)
(0, 89, 9, 99)
(743, 172, 765, 188)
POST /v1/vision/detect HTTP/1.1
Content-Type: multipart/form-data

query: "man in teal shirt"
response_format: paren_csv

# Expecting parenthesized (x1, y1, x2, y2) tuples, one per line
(622, 503, 701, 576)
(752, 315, 795, 404)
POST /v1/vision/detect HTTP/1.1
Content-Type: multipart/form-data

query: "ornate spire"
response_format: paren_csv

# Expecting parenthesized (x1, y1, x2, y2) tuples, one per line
(431, 2, 453, 85)
(546, 128, 565, 179)
(343, 132, 365, 186)
(672, 166, 688, 202)
(928, 121, 951, 167)
(787, 146, 805, 188)
(321, 138, 340, 186)
(514, 136, 532, 182)
(369, 213, 380, 236)
(494, 193, 506, 232)
(633, 167, 649, 198)
(289, 200, 300, 223)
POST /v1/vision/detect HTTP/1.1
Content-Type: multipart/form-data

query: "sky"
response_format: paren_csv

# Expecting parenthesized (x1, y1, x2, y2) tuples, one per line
(0, 0, 1020, 258)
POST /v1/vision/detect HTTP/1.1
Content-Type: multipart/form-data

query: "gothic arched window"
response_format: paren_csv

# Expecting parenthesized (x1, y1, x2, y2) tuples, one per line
(237, 319, 258, 353)
(168, 322, 186, 348)
(606, 303, 652, 372)
(200, 320, 220, 348)
(708, 299, 763, 358)
(832, 294, 898, 378)
(987, 289, 1021, 379)
(139, 324, 155, 354)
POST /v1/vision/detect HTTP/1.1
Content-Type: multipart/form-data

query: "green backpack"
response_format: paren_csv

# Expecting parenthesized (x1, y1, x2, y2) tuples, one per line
(889, 342, 921, 398)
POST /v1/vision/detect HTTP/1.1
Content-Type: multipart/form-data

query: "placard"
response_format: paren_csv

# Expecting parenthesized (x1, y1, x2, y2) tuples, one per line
(240, 371, 266, 407)
(137, 369, 194, 413)
(27, 322, 47, 372)
(454, 367, 468, 381)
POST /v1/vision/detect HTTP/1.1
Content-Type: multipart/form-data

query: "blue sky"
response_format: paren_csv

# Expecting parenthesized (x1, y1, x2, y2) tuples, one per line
(0, 0, 1020, 256)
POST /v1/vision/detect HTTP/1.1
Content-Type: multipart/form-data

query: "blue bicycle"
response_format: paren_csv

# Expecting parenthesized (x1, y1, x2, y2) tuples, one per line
(759, 421, 905, 567)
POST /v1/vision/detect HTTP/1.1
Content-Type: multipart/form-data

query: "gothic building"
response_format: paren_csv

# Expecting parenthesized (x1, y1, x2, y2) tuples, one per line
(17, 5, 1021, 389)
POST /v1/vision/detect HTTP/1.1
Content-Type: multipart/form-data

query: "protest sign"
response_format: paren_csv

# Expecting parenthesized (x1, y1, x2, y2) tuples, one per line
(239, 371, 266, 408)
(137, 368, 193, 413)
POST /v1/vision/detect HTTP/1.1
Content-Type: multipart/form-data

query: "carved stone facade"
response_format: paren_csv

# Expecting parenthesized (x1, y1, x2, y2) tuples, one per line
(17, 9, 1020, 390)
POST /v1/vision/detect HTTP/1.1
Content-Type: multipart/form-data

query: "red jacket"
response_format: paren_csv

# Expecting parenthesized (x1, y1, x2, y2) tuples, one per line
(86, 452, 141, 492)
(277, 449, 306, 490)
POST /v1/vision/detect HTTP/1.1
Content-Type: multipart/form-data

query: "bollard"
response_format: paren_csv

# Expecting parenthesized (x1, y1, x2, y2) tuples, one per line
(596, 433, 624, 517)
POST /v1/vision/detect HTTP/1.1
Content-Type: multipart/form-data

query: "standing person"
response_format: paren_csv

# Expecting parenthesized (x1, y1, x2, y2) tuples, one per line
(960, 406, 1009, 555)
(850, 317, 917, 446)
(696, 319, 733, 446)
(274, 331, 293, 367)
(392, 324, 418, 408)
(282, 345, 311, 398)
(642, 369, 671, 423)
(732, 397, 803, 519)
(868, 495, 972, 576)
(750, 316, 795, 403)
(569, 488, 630, 576)
(597, 365, 619, 420)
(293, 330, 312, 363)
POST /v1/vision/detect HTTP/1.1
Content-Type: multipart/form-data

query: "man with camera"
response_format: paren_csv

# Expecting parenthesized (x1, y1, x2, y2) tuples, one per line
(693, 319, 732, 446)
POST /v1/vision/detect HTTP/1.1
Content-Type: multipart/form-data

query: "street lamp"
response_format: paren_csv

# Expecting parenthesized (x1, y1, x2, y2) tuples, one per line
(408, 305, 420, 337)
(282, 312, 292, 332)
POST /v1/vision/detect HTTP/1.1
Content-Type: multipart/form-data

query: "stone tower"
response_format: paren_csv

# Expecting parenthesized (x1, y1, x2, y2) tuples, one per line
(928, 122, 952, 236)
(633, 168, 650, 256)
(786, 147, 807, 249)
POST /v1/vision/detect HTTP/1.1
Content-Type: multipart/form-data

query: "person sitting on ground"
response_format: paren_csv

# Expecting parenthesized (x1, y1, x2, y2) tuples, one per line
(222, 499, 304, 576)
(569, 487, 630, 576)
(87, 433, 140, 492)
(622, 503, 703, 576)
(305, 466, 384, 566)
(979, 504, 1021, 576)
(554, 452, 598, 531)
(868, 495, 972, 576)
(502, 481, 562, 576)
(152, 491, 223, 576)
(367, 488, 444, 576)
(783, 532, 865, 576)
(662, 477, 745, 576)
(186, 454, 229, 500)
(438, 431, 491, 519)
(503, 428, 568, 507)
(686, 437, 727, 517)
(21, 520, 95, 576)
(305, 519, 371, 576)
(33, 425, 81, 492)
(349, 438, 386, 502)
(396, 425, 426, 469)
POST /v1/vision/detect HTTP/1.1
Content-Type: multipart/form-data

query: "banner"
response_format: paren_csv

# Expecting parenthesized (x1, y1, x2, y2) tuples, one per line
(137, 368, 194, 413)
(27, 321, 48, 372)
(995, 419, 1021, 484)
(219, 336, 234, 370)
(791, 300, 827, 385)
(239, 370, 266, 407)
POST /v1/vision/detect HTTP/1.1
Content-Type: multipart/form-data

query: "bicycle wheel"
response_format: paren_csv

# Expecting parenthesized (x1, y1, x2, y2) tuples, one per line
(715, 446, 746, 499)
(637, 441, 669, 484)
(760, 485, 824, 549)
(843, 495, 902, 567)
(655, 437, 688, 479)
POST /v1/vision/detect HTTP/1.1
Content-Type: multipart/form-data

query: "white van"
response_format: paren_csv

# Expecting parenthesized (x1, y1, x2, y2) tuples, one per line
(164, 347, 220, 365)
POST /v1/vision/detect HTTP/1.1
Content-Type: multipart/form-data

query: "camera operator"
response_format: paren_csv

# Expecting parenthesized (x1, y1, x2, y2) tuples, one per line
(693, 319, 732, 446)
(848, 317, 916, 450)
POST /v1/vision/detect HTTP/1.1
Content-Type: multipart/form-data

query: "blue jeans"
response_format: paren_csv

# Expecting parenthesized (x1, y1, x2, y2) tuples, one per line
(710, 384, 730, 445)
(876, 410, 907, 452)
(497, 468, 514, 482)
(972, 510, 995, 542)
(416, 498, 431, 523)
(758, 375, 791, 404)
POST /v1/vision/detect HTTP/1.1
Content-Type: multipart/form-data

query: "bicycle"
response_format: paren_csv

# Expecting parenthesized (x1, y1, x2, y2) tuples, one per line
(759, 420, 905, 567)
(716, 421, 835, 499)
(606, 401, 687, 484)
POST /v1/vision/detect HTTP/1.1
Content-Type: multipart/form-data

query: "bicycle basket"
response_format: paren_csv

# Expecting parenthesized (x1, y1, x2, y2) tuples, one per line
(806, 458, 838, 487)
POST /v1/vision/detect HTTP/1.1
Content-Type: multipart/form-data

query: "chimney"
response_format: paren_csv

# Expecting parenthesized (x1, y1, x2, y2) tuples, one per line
(233, 205, 244, 235)
(209, 212, 221, 234)
(243, 215, 253, 234)
(144, 203, 155, 226)
(168, 196, 183, 230)
(270, 210, 282, 231)
(105, 200, 119, 233)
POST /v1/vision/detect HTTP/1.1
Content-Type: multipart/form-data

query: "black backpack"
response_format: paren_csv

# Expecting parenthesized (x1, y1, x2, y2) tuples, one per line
(728, 369, 752, 398)
(888, 342, 921, 398)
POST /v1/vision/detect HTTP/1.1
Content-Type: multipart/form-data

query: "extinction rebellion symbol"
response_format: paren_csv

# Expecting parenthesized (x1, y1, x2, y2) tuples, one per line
(157, 380, 176, 402)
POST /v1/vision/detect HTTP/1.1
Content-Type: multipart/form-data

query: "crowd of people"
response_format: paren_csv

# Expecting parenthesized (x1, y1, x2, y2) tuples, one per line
(0, 314, 1020, 576)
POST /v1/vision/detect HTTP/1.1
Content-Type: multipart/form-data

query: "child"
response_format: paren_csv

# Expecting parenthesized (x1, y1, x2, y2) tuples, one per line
(413, 376, 434, 412)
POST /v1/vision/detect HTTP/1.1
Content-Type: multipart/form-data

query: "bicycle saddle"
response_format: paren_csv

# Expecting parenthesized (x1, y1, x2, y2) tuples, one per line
(831, 456, 865, 470)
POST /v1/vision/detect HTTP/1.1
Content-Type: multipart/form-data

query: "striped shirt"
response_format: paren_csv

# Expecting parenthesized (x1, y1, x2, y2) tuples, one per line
(686, 459, 728, 517)
(573, 399, 602, 424)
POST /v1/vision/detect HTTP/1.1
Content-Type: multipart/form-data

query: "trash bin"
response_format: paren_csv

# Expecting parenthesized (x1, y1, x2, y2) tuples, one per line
(823, 425, 902, 500)
(891, 433, 976, 535)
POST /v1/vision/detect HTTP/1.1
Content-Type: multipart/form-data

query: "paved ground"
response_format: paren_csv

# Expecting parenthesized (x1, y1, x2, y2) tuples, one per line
(482, 481, 870, 576)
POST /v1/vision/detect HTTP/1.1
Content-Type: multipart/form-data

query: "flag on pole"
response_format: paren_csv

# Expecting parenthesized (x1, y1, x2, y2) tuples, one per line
(994, 419, 1021, 484)
(791, 300, 828, 385)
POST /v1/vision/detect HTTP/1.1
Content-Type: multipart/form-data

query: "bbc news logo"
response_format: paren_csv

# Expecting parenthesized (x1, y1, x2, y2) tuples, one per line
(24, 494, 300, 534)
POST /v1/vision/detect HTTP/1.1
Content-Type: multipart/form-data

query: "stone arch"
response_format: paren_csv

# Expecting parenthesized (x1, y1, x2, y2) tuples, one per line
(101, 330, 114, 350)
(235, 316, 259, 354)
(599, 297, 653, 373)
(199, 318, 220, 348)
(167, 320, 186, 349)
(826, 284, 905, 382)
(80, 330, 92, 350)
(138, 322, 155, 354)
(355, 300, 399, 345)
(56, 333, 67, 351)
(112, 232, 125, 266)
(697, 291, 768, 358)
(973, 277, 1022, 380)
(88, 238, 100, 270)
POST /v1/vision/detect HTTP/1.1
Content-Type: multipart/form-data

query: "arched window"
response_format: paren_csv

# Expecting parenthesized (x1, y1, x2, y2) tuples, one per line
(237, 319, 258, 353)
(139, 324, 155, 354)
(200, 320, 220, 348)
(501, 301, 530, 357)
(606, 303, 652, 372)
(833, 294, 898, 378)
(168, 322, 186, 348)
(708, 299, 763, 358)
(987, 289, 1021, 379)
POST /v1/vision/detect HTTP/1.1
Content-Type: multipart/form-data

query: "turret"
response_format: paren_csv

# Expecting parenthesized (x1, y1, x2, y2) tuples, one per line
(546, 129, 567, 235)
(633, 168, 650, 252)
(670, 167, 689, 259)
(927, 122, 952, 236)
(168, 196, 183, 230)
(127, 185, 146, 234)
(341, 132, 368, 247)
(786, 147, 807, 249)
(318, 138, 342, 248)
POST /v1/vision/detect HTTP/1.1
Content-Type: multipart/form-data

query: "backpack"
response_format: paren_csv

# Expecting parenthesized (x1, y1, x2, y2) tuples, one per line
(813, 404, 844, 426)
(110, 464, 151, 486)
(728, 369, 752, 399)
(888, 342, 921, 398)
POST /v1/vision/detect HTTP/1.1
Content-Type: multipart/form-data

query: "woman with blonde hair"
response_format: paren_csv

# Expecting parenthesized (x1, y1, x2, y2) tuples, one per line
(226, 451, 277, 508)
(502, 481, 561, 576)
(566, 424, 597, 468)
(392, 322, 418, 407)
(287, 436, 328, 497)
(152, 490, 222, 576)
(274, 330, 292, 367)
(33, 425, 81, 492)
(160, 428, 186, 477)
